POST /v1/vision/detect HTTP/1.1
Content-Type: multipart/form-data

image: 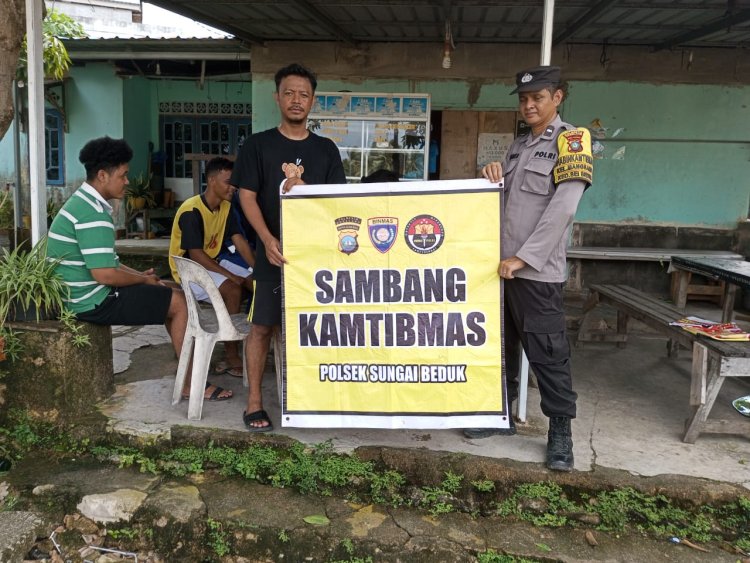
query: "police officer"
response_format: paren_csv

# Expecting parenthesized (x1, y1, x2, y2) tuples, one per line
(464, 66, 593, 472)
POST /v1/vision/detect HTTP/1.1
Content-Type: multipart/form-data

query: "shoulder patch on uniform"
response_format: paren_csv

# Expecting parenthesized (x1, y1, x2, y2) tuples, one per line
(554, 128, 593, 186)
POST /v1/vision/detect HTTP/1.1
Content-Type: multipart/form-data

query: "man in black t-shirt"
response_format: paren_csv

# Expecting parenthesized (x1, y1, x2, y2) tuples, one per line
(232, 63, 346, 432)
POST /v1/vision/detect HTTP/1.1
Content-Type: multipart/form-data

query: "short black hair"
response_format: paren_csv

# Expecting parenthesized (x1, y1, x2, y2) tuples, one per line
(79, 137, 133, 181)
(205, 157, 234, 179)
(361, 168, 400, 183)
(542, 80, 569, 102)
(274, 63, 318, 92)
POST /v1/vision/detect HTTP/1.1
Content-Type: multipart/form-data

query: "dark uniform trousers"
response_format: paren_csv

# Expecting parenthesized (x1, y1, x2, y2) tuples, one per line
(503, 277, 577, 419)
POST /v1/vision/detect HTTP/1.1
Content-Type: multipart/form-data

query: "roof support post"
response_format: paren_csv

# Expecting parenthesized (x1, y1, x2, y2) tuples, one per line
(540, 0, 555, 64)
(25, 0, 47, 244)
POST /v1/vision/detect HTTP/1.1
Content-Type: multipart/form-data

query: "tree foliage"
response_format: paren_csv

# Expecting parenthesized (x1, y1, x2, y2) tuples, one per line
(0, 5, 86, 142)
(0, 0, 25, 142)
(16, 9, 86, 82)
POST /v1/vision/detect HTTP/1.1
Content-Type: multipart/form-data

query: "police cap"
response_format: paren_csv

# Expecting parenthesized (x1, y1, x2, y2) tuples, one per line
(510, 65, 561, 94)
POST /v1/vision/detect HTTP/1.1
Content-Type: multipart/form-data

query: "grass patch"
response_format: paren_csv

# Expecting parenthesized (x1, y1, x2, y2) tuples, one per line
(1, 414, 749, 552)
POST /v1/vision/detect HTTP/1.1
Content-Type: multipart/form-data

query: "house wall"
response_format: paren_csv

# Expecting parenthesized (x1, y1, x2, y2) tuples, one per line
(123, 76, 153, 179)
(64, 63, 125, 188)
(250, 41, 750, 232)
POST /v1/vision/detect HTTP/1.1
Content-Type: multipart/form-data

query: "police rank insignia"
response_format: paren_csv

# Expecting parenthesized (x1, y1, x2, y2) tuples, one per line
(367, 217, 398, 254)
(335, 216, 362, 255)
(404, 215, 444, 254)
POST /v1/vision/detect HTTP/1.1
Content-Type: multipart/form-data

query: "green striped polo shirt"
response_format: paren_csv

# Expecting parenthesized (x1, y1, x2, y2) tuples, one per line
(46, 183, 119, 314)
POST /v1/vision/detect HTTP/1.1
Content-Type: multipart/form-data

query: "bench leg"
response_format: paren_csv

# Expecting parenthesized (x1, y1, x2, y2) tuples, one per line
(616, 310, 629, 349)
(575, 290, 600, 347)
(671, 271, 690, 309)
(683, 344, 724, 443)
(721, 283, 738, 323)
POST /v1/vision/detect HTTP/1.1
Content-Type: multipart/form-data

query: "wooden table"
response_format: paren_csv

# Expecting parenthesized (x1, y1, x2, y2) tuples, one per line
(669, 256, 750, 322)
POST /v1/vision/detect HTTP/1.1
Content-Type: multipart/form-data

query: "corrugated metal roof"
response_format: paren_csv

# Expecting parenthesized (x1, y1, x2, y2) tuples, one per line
(145, 0, 750, 49)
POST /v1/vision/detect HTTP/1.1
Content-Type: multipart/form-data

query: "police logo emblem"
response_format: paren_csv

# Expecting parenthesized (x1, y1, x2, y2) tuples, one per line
(404, 215, 444, 254)
(367, 217, 398, 253)
(565, 131, 584, 153)
(335, 216, 362, 255)
(521, 72, 533, 83)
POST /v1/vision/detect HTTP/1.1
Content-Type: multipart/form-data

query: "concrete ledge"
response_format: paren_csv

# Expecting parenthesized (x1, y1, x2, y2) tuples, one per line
(0, 511, 46, 563)
(1, 321, 113, 422)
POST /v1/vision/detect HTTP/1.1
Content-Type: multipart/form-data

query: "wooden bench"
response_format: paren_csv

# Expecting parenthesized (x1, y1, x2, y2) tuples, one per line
(577, 284, 750, 443)
(566, 247, 743, 302)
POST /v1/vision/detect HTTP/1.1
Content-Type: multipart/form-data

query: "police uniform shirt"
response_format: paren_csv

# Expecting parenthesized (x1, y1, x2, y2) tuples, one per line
(501, 115, 592, 283)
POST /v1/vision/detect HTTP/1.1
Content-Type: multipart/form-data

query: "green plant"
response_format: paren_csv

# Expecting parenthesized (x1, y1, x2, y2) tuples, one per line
(125, 174, 156, 212)
(477, 551, 540, 563)
(206, 517, 231, 556)
(58, 309, 91, 348)
(46, 197, 61, 225)
(107, 527, 139, 540)
(0, 238, 67, 330)
(16, 10, 86, 82)
(419, 471, 464, 516)
(277, 528, 289, 543)
(472, 479, 496, 493)
(0, 191, 14, 230)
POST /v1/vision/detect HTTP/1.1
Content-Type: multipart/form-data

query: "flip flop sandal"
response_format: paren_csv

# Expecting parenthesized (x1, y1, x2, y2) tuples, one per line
(206, 382, 233, 401)
(243, 409, 273, 433)
(182, 382, 233, 401)
(213, 362, 244, 378)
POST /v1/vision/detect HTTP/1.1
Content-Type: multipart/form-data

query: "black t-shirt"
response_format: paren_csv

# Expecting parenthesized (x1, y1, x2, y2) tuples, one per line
(178, 195, 241, 253)
(230, 127, 346, 281)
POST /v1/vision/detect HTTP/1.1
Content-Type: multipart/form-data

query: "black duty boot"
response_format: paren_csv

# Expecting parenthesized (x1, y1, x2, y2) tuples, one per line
(546, 416, 574, 472)
(463, 416, 516, 439)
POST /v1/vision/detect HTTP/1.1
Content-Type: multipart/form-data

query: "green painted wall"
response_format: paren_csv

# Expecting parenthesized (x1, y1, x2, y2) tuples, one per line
(251, 76, 750, 229)
(1, 68, 748, 230)
(63, 63, 125, 188)
(123, 76, 152, 178)
(564, 82, 750, 228)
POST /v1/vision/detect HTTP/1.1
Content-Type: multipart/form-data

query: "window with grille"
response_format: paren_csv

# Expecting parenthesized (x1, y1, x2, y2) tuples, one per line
(160, 114, 251, 179)
(45, 109, 64, 185)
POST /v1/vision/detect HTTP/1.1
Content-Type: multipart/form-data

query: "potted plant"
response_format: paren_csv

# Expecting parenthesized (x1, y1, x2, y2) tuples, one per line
(0, 239, 67, 325)
(125, 174, 156, 212)
(0, 239, 68, 362)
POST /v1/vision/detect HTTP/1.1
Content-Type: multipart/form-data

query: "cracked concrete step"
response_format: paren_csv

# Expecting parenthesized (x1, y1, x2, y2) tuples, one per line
(0, 511, 46, 563)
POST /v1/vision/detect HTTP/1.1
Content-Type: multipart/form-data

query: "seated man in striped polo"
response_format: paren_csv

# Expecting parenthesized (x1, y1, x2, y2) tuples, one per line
(46, 136, 232, 402)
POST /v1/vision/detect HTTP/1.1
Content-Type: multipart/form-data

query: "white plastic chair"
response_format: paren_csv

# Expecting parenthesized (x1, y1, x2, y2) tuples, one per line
(171, 255, 250, 420)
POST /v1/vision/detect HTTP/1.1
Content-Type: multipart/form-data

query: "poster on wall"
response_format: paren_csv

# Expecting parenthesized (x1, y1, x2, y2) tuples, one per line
(280, 178, 507, 429)
(476, 133, 514, 169)
(309, 92, 431, 182)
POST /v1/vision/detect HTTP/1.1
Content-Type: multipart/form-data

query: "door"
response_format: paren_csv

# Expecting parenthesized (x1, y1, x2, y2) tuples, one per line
(439, 111, 516, 180)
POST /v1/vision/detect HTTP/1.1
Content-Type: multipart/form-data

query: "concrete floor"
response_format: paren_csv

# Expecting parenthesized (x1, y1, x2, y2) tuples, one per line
(102, 301, 750, 489)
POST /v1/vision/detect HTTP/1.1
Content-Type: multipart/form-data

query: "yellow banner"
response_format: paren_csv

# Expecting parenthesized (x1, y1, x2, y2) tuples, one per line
(281, 178, 507, 429)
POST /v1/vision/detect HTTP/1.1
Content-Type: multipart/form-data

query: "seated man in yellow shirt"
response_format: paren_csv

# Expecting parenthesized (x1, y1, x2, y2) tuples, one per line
(169, 157, 255, 377)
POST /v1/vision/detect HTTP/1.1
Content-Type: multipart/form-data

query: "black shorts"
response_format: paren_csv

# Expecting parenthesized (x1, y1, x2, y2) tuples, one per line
(249, 280, 281, 327)
(76, 284, 173, 326)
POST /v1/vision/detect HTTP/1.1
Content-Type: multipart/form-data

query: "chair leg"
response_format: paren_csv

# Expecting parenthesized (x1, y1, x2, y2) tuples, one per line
(172, 334, 195, 406)
(187, 336, 217, 421)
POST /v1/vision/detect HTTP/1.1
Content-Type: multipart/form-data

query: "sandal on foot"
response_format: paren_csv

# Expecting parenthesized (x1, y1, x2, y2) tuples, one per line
(182, 382, 233, 402)
(243, 409, 273, 433)
(213, 362, 244, 378)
